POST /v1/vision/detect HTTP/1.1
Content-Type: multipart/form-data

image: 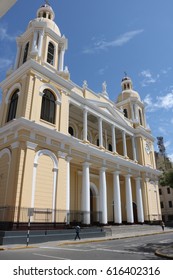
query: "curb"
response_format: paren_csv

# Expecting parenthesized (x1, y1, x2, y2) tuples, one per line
(155, 246, 173, 260)
(1, 230, 173, 251)
(155, 249, 173, 260)
(0, 245, 37, 251)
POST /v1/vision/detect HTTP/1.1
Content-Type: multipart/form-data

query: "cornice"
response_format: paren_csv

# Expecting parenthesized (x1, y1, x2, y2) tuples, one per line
(0, 60, 74, 92)
(1, 118, 159, 175)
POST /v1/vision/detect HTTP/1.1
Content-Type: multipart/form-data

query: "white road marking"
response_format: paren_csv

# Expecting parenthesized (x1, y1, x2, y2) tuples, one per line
(96, 248, 151, 255)
(40, 246, 93, 252)
(40, 245, 152, 256)
(159, 239, 172, 243)
(33, 253, 69, 260)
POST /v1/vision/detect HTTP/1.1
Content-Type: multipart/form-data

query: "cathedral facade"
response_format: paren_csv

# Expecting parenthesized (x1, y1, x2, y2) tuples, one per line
(0, 3, 161, 229)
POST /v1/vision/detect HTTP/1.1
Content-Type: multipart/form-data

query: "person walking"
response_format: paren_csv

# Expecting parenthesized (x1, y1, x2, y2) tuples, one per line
(161, 221, 165, 231)
(74, 225, 81, 240)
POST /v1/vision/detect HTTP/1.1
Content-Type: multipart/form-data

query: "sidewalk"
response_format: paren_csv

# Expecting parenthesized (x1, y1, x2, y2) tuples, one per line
(0, 224, 173, 259)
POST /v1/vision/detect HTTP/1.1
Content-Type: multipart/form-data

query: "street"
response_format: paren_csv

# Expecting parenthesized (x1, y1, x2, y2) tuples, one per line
(0, 232, 172, 260)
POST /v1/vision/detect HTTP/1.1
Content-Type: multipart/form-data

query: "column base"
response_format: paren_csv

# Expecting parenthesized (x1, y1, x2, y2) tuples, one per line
(99, 145, 105, 150)
(124, 156, 129, 159)
(82, 140, 90, 144)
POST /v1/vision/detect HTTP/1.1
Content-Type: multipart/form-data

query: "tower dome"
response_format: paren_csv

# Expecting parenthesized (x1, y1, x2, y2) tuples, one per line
(116, 75, 140, 103)
(37, 3, 55, 20)
(27, 2, 61, 36)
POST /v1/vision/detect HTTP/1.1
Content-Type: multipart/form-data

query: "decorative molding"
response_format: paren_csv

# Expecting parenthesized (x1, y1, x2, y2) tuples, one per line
(5, 83, 22, 104)
(11, 141, 20, 149)
(58, 151, 67, 159)
(26, 141, 38, 150)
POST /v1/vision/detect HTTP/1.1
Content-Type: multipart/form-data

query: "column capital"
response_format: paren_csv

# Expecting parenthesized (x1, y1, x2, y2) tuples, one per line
(66, 156, 72, 162)
(135, 177, 141, 182)
(58, 151, 68, 159)
(124, 173, 132, 179)
(83, 106, 89, 113)
(26, 141, 38, 150)
(82, 161, 91, 167)
(11, 141, 20, 149)
(113, 170, 121, 175)
(100, 166, 107, 172)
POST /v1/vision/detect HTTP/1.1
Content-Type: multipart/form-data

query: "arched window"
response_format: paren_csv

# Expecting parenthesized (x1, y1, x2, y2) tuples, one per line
(68, 126, 74, 136)
(47, 42, 55, 65)
(139, 109, 143, 125)
(123, 108, 128, 118)
(40, 89, 56, 124)
(7, 90, 19, 122)
(23, 42, 29, 64)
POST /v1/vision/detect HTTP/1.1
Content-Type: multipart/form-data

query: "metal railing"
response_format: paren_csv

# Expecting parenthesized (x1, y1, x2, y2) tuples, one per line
(0, 206, 102, 229)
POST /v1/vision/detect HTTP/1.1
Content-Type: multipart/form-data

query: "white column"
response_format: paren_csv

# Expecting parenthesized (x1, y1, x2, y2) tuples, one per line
(132, 136, 137, 161)
(135, 177, 144, 223)
(14, 43, 21, 70)
(38, 30, 44, 57)
(135, 104, 138, 122)
(99, 167, 107, 224)
(98, 117, 103, 147)
(125, 174, 134, 223)
(52, 168, 58, 222)
(122, 131, 127, 157)
(143, 108, 147, 127)
(66, 157, 72, 211)
(83, 108, 88, 142)
(113, 171, 122, 224)
(31, 30, 38, 53)
(131, 103, 135, 121)
(59, 47, 65, 71)
(66, 157, 72, 224)
(81, 162, 90, 224)
(112, 125, 117, 153)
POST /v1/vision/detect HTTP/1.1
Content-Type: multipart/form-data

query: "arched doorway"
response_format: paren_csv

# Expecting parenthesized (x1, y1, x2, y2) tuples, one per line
(90, 183, 99, 224)
(90, 189, 94, 223)
(133, 202, 138, 223)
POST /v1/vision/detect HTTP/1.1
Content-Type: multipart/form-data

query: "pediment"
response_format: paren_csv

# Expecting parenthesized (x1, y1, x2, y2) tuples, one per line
(87, 99, 130, 127)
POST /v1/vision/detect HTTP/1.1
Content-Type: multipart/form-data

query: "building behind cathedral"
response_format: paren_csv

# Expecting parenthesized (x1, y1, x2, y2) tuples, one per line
(0, 3, 161, 230)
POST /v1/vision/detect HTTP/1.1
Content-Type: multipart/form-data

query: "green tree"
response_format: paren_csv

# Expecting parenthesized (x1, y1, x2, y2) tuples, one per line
(159, 169, 173, 188)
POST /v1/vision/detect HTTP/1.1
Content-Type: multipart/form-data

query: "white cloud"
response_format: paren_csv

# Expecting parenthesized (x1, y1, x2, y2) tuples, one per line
(83, 29, 144, 54)
(164, 140, 171, 148)
(0, 58, 13, 70)
(144, 91, 173, 112)
(161, 67, 172, 75)
(168, 153, 173, 162)
(0, 25, 16, 42)
(156, 93, 173, 109)
(140, 69, 159, 87)
(158, 127, 168, 136)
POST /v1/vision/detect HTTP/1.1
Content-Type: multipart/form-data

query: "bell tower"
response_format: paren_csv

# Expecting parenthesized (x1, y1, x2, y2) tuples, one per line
(14, 2, 68, 73)
(116, 75, 147, 128)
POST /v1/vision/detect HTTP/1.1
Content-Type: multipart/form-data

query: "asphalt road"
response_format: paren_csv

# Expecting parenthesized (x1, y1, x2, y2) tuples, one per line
(0, 232, 172, 260)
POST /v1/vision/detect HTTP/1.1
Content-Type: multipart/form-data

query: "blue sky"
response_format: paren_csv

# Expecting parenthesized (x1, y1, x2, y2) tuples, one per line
(0, 0, 173, 161)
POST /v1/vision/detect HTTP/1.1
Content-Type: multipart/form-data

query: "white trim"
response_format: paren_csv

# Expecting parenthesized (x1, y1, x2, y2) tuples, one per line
(31, 149, 58, 222)
(0, 148, 11, 160)
(0, 148, 11, 207)
(5, 83, 22, 104)
(39, 83, 62, 103)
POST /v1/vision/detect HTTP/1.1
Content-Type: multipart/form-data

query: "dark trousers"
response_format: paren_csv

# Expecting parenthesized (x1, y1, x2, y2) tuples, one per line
(75, 232, 80, 240)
